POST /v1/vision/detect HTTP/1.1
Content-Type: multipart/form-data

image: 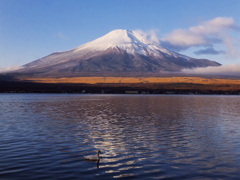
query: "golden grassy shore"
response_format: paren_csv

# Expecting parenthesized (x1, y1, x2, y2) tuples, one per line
(23, 76, 240, 85)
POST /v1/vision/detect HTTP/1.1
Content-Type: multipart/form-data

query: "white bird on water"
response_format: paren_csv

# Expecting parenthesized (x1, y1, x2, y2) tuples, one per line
(84, 150, 101, 162)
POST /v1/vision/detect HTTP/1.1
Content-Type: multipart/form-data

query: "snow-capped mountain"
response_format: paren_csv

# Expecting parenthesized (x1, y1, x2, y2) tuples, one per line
(17, 29, 220, 77)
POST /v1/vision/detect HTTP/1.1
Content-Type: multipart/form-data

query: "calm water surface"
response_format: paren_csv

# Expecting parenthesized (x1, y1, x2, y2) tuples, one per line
(0, 94, 240, 179)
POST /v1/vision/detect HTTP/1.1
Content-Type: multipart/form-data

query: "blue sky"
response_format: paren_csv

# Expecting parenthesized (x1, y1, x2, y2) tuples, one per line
(0, 0, 240, 70)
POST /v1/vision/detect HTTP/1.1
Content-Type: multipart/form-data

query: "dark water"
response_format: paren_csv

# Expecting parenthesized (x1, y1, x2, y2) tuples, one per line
(1, 94, 240, 179)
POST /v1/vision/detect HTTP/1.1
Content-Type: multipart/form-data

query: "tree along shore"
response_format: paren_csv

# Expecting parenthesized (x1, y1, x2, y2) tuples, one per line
(1, 80, 240, 95)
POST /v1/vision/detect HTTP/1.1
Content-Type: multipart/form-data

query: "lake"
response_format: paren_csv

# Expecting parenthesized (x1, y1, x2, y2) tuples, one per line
(1, 94, 240, 179)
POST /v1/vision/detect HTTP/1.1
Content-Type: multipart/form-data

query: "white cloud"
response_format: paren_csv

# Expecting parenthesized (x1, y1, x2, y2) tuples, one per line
(161, 17, 240, 57)
(162, 29, 206, 47)
(134, 29, 159, 43)
(224, 34, 240, 57)
(182, 64, 240, 76)
(189, 17, 236, 34)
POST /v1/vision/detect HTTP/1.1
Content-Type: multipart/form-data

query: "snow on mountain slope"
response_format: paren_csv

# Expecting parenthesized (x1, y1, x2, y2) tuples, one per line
(74, 29, 185, 58)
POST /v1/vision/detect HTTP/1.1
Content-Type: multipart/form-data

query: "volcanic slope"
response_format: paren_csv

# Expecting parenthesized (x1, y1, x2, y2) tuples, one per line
(16, 29, 221, 77)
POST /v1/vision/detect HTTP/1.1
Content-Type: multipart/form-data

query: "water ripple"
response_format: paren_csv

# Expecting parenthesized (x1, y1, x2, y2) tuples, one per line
(1, 94, 240, 179)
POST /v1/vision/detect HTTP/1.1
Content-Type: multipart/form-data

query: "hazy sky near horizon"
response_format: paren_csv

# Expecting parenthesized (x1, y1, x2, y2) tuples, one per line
(0, 0, 240, 70)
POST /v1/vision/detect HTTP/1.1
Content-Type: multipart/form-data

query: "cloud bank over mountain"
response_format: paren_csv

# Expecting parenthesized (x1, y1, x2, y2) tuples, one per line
(160, 17, 240, 58)
(182, 64, 240, 76)
(134, 29, 160, 44)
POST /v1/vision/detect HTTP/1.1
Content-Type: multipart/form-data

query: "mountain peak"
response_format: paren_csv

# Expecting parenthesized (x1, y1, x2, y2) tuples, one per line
(74, 29, 164, 57)
(107, 29, 132, 35)
(75, 29, 141, 49)
(95, 29, 137, 44)
(105, 29, 141, 41)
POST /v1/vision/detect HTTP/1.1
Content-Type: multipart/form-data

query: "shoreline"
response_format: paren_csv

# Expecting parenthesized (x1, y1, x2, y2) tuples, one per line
(1, 79, 240, 95)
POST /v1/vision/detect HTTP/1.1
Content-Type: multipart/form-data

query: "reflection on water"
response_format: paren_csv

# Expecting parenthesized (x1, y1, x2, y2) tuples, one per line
(1, 94, 240, 179)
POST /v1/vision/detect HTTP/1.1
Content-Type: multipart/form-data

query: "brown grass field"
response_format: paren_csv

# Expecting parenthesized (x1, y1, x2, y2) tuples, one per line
(23, 76, 240, 85)
(1, 75, 239, 93)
